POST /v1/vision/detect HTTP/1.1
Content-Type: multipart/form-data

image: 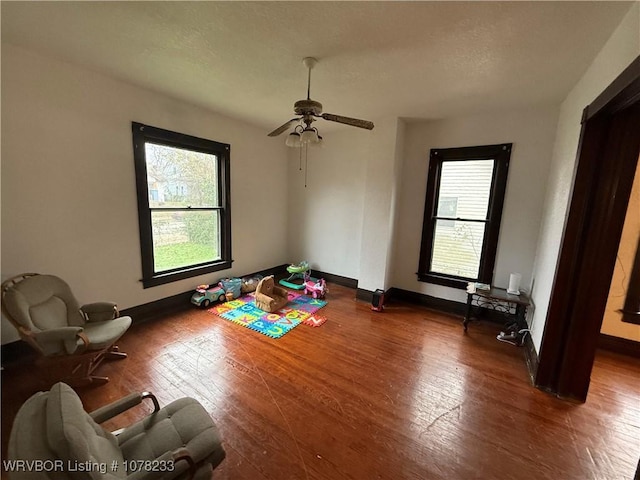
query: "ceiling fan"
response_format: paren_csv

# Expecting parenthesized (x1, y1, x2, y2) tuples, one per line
(268, 57, 374, 145)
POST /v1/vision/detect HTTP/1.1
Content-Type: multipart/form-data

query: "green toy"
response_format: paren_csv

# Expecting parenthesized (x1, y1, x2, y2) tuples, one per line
(279, 261, 316, 290)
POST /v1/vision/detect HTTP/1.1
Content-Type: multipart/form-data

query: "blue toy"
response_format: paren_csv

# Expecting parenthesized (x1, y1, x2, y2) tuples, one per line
(191, 284, 226, 308)
(219, 277, 242, 299)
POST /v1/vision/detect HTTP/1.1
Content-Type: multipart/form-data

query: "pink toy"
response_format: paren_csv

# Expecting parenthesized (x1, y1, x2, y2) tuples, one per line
(304, 278, 327, 299)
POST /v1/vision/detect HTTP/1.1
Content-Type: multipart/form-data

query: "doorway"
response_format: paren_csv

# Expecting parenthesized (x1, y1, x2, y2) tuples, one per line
(535, 56, 640, 402)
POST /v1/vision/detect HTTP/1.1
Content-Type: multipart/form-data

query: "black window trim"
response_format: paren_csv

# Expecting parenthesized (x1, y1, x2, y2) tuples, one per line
(417, 143, 511, 289)
(132, 122, 232, 288)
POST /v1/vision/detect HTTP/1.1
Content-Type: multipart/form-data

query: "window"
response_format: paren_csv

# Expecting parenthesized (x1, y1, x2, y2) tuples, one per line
(417, 143, 511, 289)
(132, 122, 232, 288)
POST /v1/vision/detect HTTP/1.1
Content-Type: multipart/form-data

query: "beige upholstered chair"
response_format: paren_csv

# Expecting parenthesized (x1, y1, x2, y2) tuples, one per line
(8, 382, 226, 480)
(254, 275, 289, 312)
(1, 273, 131, 385)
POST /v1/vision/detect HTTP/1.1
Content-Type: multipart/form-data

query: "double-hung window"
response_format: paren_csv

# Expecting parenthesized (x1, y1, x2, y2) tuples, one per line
(132, 122, 232, 288)
(417, 143, 511, 289)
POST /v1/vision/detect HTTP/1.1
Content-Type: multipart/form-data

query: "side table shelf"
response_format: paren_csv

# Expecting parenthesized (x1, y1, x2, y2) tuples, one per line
(463, 287, 531, 345)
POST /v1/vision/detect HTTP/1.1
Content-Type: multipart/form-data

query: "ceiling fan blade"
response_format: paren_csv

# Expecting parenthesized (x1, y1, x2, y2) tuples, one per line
(267, 118, 301, 137)
(320, 113, 374, 130)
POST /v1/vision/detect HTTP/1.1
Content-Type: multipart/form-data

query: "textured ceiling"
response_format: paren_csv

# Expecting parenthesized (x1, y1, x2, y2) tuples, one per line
(1, 2, 633, 132)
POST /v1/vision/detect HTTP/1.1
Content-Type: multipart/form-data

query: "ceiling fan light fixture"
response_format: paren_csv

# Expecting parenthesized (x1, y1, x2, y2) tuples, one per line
(300, 128, 319, 145)
(269, 56, 373, 185)
(285, 131, 302, 147)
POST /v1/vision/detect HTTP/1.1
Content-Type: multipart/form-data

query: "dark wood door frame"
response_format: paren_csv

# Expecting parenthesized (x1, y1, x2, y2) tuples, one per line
(535, 56, 640, 402)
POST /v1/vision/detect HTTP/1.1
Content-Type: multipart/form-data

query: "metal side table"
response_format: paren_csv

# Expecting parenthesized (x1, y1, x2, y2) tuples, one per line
(463, 287, 531, 345)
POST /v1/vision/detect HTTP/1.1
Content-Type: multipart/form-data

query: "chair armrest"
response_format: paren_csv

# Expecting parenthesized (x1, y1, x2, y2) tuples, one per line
(33, 327, 87, 355)
(90, 392, 160, 424)
(80, 302, 119, 322)
(125, 448, 202, 480)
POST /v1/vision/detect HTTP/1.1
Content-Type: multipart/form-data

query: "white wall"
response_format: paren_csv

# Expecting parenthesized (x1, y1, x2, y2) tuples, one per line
(357, 117, 405, 292)
(1, 44, 290, 344)
(288, 105, 559, 301)
(286, 128, 368, 279)
(529, 4, 640, 351)
(385, 119, 406, 290)
(286, 116, 404, 292)
(391, 106, 559, 304)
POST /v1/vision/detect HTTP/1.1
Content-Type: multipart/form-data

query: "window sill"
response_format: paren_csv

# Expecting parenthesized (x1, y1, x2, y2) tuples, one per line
(416, 272, 470, 290)
(142, 260, 233, 288)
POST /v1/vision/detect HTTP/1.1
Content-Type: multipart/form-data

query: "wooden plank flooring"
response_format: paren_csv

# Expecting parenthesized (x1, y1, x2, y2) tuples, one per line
(2, 283, 639, 479)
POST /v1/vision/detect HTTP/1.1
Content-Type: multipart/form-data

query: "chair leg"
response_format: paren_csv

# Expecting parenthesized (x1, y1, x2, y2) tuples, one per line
(81, 355, 109, 384)
(89, 376, 109, 385)
(74, 351, 114, 386)
(65, 375, 110, 388)
(106, 351, 127, 360)
(33, 346, 126, 387)
(106, 345, 127, 360)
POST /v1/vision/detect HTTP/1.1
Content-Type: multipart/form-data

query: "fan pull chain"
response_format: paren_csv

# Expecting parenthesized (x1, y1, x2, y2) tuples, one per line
(299, 145, 303, 171)
(304, 144, 309, 188)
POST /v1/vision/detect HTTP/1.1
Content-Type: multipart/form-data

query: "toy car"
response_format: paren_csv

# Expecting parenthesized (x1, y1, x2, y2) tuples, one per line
(303, 278, 327, 299)
(191, 284, 227, 308)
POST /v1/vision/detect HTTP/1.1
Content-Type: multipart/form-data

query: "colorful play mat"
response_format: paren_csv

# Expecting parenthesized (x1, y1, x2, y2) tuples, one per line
(209, 291, 327, 338)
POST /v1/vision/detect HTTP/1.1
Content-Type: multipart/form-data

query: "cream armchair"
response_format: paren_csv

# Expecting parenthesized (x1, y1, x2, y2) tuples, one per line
(254, 275, 289, 312)
(1, 273, 131, 385)
(8, 382, 226, 479)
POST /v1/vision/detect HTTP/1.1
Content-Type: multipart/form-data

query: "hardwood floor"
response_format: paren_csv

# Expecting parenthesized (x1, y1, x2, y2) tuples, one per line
(2, 283, 639, 479)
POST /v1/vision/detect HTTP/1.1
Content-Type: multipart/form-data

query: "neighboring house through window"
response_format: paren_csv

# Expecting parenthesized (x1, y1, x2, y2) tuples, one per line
(132, 122, 232, 288)
(417, 143, 511, 289)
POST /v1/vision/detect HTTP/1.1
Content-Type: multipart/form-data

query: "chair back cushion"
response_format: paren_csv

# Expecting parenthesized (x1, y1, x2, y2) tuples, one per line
(256, 276, 274, 296)
(4, 275, 84, 332)
(8, 392, 67, 479)
(46, 383, 125, 479)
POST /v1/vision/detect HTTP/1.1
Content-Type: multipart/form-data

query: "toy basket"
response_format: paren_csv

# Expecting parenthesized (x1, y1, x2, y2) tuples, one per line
(219, 277, 242, 299)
